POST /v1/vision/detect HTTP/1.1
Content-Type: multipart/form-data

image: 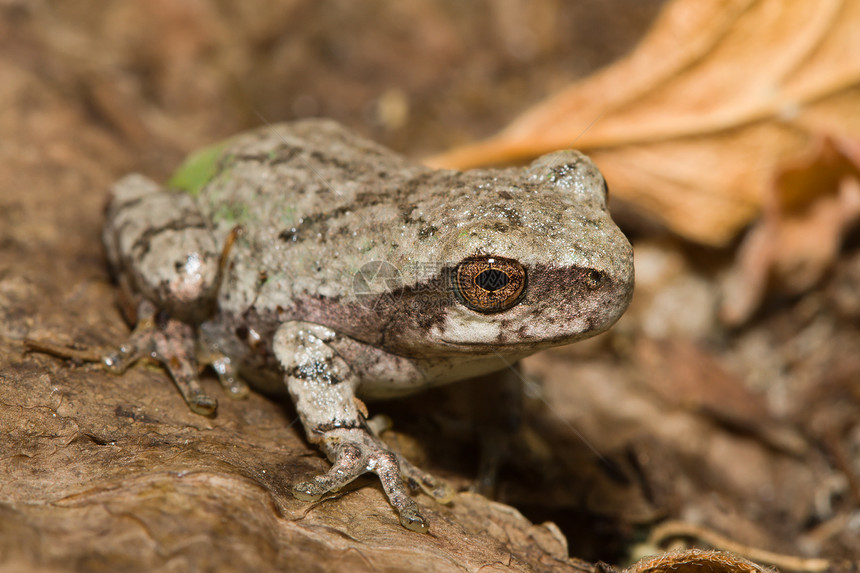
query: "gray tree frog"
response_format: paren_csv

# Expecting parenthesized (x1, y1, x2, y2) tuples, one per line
(90, 119, 634, 532)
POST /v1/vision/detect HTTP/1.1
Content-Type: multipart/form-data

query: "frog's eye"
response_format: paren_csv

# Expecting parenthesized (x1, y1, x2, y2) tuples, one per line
(454, 256, 526, 313)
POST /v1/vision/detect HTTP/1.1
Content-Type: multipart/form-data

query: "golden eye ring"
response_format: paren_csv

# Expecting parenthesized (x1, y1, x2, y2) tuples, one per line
(454, 255, 526, 313)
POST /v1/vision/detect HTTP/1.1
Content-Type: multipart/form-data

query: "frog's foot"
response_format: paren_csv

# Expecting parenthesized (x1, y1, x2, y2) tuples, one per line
(293, 427, 430, 533)
(398, 453, 455, 503)
(147, 316, 218, 415)
(24, 304, 162, 368)
(208, 354, 250, 399)
(197, 335, 250, 400)
(365, 414, 454, 503)
(103, 305, 219, 415)
(28, 301, 247, 416)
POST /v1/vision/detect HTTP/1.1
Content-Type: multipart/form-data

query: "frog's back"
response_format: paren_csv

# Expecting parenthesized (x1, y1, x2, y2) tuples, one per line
(195, 119, 424, 238)
(188, 119, 433, 315)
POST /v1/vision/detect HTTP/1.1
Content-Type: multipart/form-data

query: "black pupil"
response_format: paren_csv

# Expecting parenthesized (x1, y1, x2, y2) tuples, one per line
(475, 269, 509, 292)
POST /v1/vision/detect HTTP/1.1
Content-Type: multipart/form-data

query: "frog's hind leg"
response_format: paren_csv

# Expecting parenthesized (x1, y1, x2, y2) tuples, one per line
(103, 173, 224, 324)
(27, 299, 219, 415)
(146, 311, 218, 416)
(110, 300, 218, 415)
(99, 174, 247, 414)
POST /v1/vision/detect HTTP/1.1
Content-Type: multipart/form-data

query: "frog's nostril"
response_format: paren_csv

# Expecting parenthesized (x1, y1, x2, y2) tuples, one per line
(584, 269, 604, 290)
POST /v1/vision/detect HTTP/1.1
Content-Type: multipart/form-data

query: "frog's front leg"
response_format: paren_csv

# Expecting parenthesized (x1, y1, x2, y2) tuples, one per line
(273, 321, 450, 533)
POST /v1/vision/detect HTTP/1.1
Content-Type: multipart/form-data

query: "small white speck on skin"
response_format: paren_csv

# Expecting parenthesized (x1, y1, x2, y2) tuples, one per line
(184, 252, 202, 276)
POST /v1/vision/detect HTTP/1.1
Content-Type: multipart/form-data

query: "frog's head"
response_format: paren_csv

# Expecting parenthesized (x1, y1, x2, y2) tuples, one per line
(393, 150, 634, 356)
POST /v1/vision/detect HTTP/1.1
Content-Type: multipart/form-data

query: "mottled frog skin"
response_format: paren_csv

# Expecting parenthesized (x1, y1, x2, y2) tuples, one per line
(101, 119, 634, 532)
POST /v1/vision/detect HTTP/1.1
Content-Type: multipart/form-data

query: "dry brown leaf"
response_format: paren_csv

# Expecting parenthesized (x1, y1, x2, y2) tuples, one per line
(721, 136, 860, 324)
(625, 550, 771, 573)
(426, 0, 860, 246)
(634, 338, 807, 455)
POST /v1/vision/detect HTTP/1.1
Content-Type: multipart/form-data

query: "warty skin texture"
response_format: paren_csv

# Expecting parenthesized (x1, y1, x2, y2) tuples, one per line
(100, 119, 634, 532)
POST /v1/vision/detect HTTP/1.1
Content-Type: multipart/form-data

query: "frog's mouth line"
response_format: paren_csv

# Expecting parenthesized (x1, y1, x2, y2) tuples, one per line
(436, 332, 581, 350)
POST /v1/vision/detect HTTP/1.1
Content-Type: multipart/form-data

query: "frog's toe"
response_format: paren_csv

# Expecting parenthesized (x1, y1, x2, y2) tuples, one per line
(24, 338, 107, 365)
(370, 449, 430, 533)
(291, 480, 326, 502)
(292, 442, 367, 502)
(398, 507, 429, 534)
(209, 354, 250, 399)
(222, 379, 250, 399)
(365, 415, 452, 502)
(186, 390, 218, 416)
(399, 456, 454, 503)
